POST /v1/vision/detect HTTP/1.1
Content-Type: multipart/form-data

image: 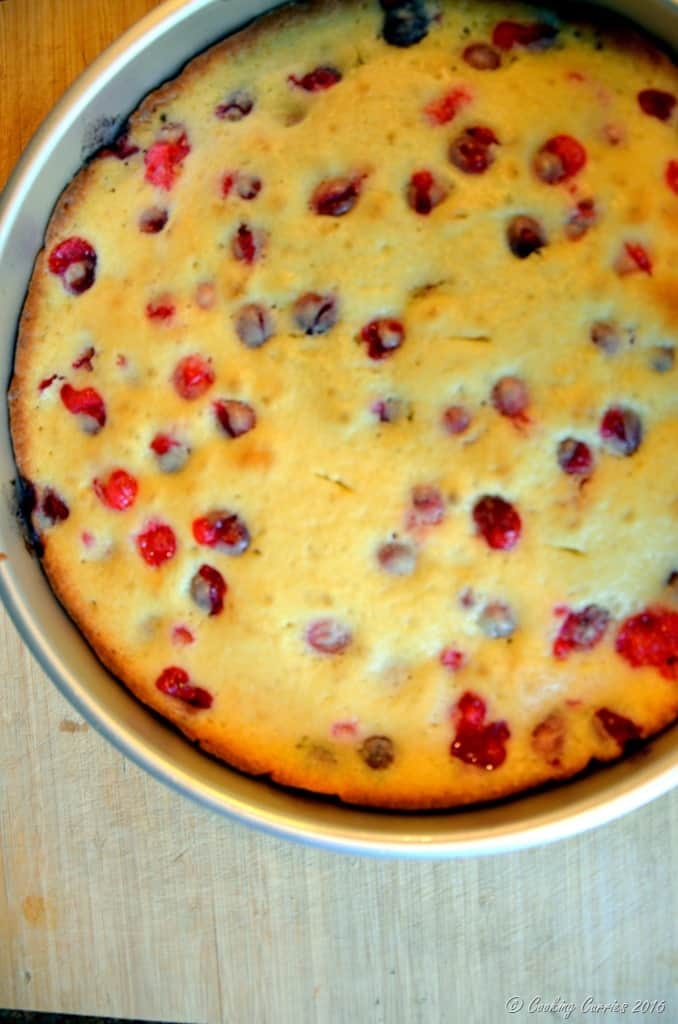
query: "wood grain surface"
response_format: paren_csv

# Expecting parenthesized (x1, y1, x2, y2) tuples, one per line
(0, 2, 676, 1021)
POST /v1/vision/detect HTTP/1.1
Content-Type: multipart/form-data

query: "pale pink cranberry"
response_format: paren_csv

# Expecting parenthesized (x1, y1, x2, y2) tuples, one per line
(533, 135, 587, 184)
(376, 540, 417, 576)
(492, 20, 557, 50)
(288, 66, 342, 91)
(595, 707, 641, 746)
(600, 406, 643, 456)
(150, 434, 190, 473)
(506, 215, 547, 258)
(462, 42, 501, 70)
(472, 496, 521, 550)
(231, 224, 266, 264)
(172, 354, 215, 400)
(195, 282, 216, 310)
(60, 383, 106, 433)
(293, 292, 339, 335)
(407, 485, 445, 529)
(615, 242, 653, 276)
(531, 713, 565, 765)
(360, 318, 404, 360)
(615, 606, 678, 680)
(138, 206, 168, 233)
(48, 237, 97, 294)
(449, 125, 499, 174)
(423, 86, 472, 125)
(214, 399, 257, 438)
(235, 303, 275, 347)
(371, 397, 404, 423)
(305, 618, 352, 654)
(311, 175, 362, 216)
(215, 89, 254, 120)
(440, 647, 466, 671)
(93, 469, 138, 511)
(450, 691, 510, 770)
(557, 438, 593, 476)
(491, 375, 529, 420)
(406, 170, 447, 214)
(72, 346, 95, 371)
(144, 126, 190, 190)
(637, 88, 676, 121)
(156, 666, 212, 708)
(137, 521, 177, 566)
(553, 605, 610, 659)
(442, 405, 472, 435)
(190, 564, 227, 616)
(360, 735, 394, 770)
(192, 511, 250, 555)
(331, 720, 358, 739)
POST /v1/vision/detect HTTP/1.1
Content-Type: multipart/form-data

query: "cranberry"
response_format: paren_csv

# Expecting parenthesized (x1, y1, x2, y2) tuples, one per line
(360, 735, 394, 769)
(236, 173, 262, 200)
(440, 647, 466, 670)
(48, 237, 97, 295)
(406, 170, 447, 214)
(649, 346, 675, 373)
(424, 86, 472, 125)
(478, 601, 516, 638)
(231, 224, 265, 264)
(637, 88, 676, 121)
(138, 206, 168, 233)
(293, 292, 339, 335)
(311, 175, 362, 216)
(288, 66, 342, 91)
(600, 406, 643, 456)
(102, 132, 139, 160)
(156, 666, 212, 709)
(192, 510, 250, 555)
(557, 438, 593, 476)
(360, 318, 405, 360)
(331, 719, 358, 739)
(144, 127, 190, 190)
(506, 214, 546, 258)
(450, 691, 510, 770)
(492, 20, 558, 50)
(190, 564, 227, 616)
(214, 399, 257, 438)
(371, 397, 405, 423)
(462, 42, 501, 70)
(380, 0, 432, 47)
(215, 89, 254, 120)
(565, 198, 597, 240)
(491, 375, 529, 421)
(473, 496, 521, 550)
(234, 303, 275, 348)
(172, 625, 194, 646)
(407, 485, 445, 529)
(666, 160, 678, 195)
(93, 469, 138, 511)
(531, 713, 565, 765)
(616, 606, 678, 680)
(150, 434, 190, 473)
(595, 707, 641, 747)
(590, 320, 624, 354)
(553, 605, 609, 659)
(442, 404, 471, 435)
(60, 383, 106, 433)
(195, 282, 216, 310)
(38, 374, 62, 392)
(146, 297, 175, 321)
(306, 618, 352, 654)
(172, 354, 215, 400)
(615, 241, 653, 276)
(137, 521, 177, 566)
(449, 125, 498, 174)
(377, 540, 417, 576)
(533, 135, 587, 184)
(72, 346, 95, 371)
(41, 489, 70, 524)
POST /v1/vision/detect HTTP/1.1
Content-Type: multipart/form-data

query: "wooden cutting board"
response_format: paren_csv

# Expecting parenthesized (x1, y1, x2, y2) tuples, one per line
(0, 2, 676, 1021)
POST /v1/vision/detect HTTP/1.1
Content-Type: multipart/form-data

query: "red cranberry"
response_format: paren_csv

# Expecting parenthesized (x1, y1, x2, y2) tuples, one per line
(102, 132, 139, 160)
(172, 625, 194, 646)
(600, 406, 643, 456)
(407, 485, 445, 529)
(615, 241, 653, 276)
(289, 66, 342, 91)
(172, 354, 215, 400)
(450, 690, 510, 770)
(48, 237, 97, 294)
(557, 438, 593, 476)
(38, 374, 62, 392)
(553, 605, 610, 659)
(533, 135, 587, 184)
(72, 346, 95, 371)
(506, 214, 546, 258)
(215, 89, 254, 120)
(192, 510, 250, 555)
(637, 88, 676, 121)
(478, 601, 516, 638)
(231, 224, 265, 264)
(423, 86, 472, 125)
(144, 128, 190, 190)
(381, 0, 432, 48)
(442, 404, 472, 435)
(531, 713, 565, 765)
(360, 735, 394, 769)
(146, 297, 175, 321)
(190, 564, 227, 616)
(293, 292, 339, 335)
(138, 206, 168, 233)
(234, 303, 275, 348)
(565, 198, 597, 240)
(440, 647, 466, 670)
(666, 160, 678, 195)
(377, 540, 417, 576)
(462, 42, 501, 70)
(449, 125, 499, 174)
(150, 434, 190, 473)
(41, 489, 70, 525)
(306, 618, 352, 654)
(595, 707, 641, 747)
(311, 176, 362, 216)
(156, 666, 212, 709)
(491, 375, 529, 420)
(60, 383, 106, 433)
(590, 320, 624, 354)
(616, 606, 678, 680)
(406, 170, 447, 214)
(492, 20, 558, 50)
(137, 521, 177, 566)
(214, 399, 257, 438)
(360, 318, 405, 360)
(472, 495, 521, 550)
(93, 469, 138, 511)
(237, 173, 262, 200)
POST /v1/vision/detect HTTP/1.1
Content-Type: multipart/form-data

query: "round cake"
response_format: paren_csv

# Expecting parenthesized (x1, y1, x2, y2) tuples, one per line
(10, 0, 678, 808)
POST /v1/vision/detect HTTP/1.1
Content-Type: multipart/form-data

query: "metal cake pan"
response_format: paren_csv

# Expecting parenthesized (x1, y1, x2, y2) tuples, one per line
(0, 0, 677, 857)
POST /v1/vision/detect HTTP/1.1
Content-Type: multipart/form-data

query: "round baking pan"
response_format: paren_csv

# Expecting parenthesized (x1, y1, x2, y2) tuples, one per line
(1, 0, 677, 857)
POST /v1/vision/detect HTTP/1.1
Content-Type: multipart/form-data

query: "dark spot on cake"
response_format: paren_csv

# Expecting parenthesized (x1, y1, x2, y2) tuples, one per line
(360, 734, 394, 769)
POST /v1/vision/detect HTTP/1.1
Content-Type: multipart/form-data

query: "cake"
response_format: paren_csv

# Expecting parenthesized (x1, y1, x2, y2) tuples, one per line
(10, 0, 678, 808)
